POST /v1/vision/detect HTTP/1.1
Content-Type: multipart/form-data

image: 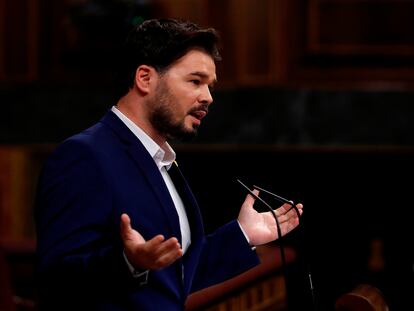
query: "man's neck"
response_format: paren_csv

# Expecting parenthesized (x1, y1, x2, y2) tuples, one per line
(116, 94, 166, 146)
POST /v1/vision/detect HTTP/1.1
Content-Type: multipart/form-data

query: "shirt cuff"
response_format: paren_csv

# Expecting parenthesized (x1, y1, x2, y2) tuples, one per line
(123, 251, 149, 285)
(237, 220, 256, 250)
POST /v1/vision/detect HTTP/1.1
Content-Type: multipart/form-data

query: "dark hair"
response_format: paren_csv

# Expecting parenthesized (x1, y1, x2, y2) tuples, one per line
(115, 18, 221, 97)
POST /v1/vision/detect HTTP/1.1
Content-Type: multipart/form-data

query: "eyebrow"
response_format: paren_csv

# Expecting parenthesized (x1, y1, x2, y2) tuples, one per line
(189, 71, 218, 85)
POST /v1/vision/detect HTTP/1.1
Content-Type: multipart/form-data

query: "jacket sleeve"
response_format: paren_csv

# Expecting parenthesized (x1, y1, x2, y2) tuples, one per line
(34, 138, 137, 302)
(189, 220, 260, 293)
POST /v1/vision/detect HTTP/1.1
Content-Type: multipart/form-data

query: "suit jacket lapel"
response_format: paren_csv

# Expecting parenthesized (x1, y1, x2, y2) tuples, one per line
(169, 161, 206, 293)
(101, 110, 206, 293)
(100, 110, 182, 242)
(168, 161, 204, 240)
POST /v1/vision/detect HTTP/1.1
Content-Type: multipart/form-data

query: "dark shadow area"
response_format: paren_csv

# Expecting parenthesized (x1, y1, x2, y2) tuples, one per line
(175, 147, 414, 311)
(2, 86, 414, 146)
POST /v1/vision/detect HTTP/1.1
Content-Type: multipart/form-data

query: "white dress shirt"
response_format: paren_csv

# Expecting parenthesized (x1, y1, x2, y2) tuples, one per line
(111, 106, 191, 253)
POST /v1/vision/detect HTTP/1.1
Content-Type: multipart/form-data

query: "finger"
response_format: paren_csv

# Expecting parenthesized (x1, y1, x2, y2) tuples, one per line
(276, 213, 290, 224)
(274, 203, 291, 216)
(287, 204, 303, 219)
(274, 205, 301, 223)
(294, 203, 303, 218)
(155, 237, 181, 256)
(120, 213, 132, 240)
(282, 217, 300, 233)
(244, 189, 259, 206)
(145, 234, 165, 250)
(288, 203, 303, 218)
(150, 238, 182, 269)
(277, 213, 299, 224)
(155, 247, 183, 268)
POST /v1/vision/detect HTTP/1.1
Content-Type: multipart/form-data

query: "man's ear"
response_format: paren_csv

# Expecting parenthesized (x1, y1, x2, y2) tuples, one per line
(134, 65, 157, 94)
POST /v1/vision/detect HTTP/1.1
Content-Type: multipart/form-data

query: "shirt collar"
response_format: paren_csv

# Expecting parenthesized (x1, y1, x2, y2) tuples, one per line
(111, 106, 176, 170)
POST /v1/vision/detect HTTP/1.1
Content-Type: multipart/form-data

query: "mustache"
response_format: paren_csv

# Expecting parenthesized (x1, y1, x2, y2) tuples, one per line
(188, 103, 209, 115)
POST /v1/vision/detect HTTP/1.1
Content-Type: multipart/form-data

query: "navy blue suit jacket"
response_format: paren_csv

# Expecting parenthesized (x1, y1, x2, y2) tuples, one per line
(35, 110, 259, 310)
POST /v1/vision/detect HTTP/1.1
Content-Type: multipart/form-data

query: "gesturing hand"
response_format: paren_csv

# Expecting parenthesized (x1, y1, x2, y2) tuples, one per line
(237, 190, 303, 246)
(120, 213, 183, 270)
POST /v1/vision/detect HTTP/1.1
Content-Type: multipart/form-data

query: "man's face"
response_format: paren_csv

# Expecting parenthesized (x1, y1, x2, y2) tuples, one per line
(148, 49, 217, 141)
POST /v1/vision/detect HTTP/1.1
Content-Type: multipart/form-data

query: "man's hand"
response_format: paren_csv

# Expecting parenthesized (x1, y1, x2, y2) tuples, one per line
(237, 190, 303, 246)
(120, 213, 183, 270)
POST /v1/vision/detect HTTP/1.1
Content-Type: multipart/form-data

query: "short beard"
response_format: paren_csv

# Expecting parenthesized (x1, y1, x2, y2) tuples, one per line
(149, 81, 199, 142)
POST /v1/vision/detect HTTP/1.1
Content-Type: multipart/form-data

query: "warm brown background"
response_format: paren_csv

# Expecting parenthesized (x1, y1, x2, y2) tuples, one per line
(1, 1, 413, 310)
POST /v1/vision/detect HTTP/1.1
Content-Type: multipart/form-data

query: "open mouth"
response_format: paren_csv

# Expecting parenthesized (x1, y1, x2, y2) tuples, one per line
(190, 110, 207, 120)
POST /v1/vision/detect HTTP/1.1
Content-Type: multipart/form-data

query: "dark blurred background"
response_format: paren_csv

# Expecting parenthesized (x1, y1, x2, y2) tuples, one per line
(1, 1, 413, 310)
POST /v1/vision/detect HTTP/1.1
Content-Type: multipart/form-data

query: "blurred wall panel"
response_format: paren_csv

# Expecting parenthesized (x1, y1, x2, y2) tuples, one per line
(0, 0, 38, 82)
(3, 0, 414, 88)
(291, 0, 414, 88)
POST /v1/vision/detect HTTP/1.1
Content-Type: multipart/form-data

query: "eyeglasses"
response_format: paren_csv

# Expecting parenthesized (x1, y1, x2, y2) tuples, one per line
(237, 179, 317, 311)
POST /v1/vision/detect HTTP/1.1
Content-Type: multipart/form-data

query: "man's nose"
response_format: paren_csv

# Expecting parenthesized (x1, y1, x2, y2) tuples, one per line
(199, 85, 213, 105)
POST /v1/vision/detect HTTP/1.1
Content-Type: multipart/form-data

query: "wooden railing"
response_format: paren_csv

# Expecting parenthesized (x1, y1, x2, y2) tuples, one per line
(185, 244, 296, 311)
(0, 238, 37, 311)
(0, 239, 295, 311)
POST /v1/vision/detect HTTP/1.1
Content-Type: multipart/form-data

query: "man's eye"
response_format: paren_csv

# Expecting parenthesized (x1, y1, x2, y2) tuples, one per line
(191, 80, 201, 85)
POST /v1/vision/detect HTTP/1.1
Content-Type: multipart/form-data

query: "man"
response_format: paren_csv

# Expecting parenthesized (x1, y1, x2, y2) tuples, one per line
(34, 18, 303, 310)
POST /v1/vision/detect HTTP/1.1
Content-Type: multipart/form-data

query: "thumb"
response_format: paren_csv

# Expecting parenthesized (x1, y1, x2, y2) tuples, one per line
(244, 189, 259, 207)
(120, 213, 134, 241)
